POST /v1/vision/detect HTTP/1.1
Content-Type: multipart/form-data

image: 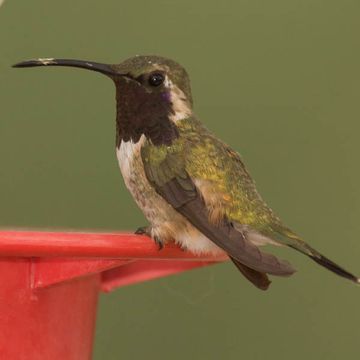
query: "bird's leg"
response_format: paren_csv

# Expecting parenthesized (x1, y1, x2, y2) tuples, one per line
(134, 226, 150, 236)
(134, 226, 164, 250)
(179, 244, 188, 252)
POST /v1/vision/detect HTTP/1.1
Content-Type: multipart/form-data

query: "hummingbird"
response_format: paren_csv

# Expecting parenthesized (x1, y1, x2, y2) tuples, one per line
(13, 55, 359, 290)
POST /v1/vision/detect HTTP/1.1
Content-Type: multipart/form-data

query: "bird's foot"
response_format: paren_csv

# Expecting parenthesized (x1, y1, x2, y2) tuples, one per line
(179, 244, 188, 252)
(135, 226, 150, 236)
(153, 236, 164, 250)
(134, 226, 164, 250)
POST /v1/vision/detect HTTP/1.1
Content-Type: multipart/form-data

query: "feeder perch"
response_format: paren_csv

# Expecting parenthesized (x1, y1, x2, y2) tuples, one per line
(0, 230, 226, 359)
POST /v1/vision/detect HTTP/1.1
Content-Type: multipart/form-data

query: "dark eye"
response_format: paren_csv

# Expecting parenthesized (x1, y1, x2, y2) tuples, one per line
(148, 72, 165, 87)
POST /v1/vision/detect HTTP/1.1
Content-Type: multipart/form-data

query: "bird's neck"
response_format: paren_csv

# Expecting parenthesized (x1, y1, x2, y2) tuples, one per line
(115, 109, 181, 148)
(115, 88, 193, 148)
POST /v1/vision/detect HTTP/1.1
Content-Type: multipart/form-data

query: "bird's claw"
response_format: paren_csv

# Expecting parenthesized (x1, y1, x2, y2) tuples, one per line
(135, 226, 164, 250)
(135, 226, 149, 236)
(153, 236, 164, 250)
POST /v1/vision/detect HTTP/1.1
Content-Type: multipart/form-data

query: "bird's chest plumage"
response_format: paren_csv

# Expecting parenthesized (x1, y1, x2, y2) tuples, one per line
(116, 136, 223, 255)
(116, 137, 175, 225)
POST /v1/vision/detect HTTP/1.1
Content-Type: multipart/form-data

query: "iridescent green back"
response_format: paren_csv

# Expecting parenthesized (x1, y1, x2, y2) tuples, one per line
(143, 116, 291, 237)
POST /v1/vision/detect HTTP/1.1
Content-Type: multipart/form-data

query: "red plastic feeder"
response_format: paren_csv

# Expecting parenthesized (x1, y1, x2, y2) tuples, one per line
(0, 230, 226, 359)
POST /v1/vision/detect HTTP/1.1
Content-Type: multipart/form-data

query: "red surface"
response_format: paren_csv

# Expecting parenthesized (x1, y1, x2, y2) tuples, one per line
(0, 230, 227, 359)
(101, 259, 219, 291)
(33, 258, 131, 289)
(0, 230, 227, 260)
(0, 258, 99, 360)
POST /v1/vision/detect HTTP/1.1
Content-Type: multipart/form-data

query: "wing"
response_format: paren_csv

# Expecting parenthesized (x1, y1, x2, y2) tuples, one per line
(161, 117, 358, 284)
(141, 143, 295, 277)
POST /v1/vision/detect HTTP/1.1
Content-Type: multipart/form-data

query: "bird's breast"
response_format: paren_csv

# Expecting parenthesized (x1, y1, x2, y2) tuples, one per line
(116, 136, 145, 185)
(116, 135, 151, 205)
(116, 136, 174, 225)
(115, 136, 225, 255)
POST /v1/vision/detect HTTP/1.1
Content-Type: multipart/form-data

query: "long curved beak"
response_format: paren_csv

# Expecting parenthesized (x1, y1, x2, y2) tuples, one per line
(12, 58, 118, 77)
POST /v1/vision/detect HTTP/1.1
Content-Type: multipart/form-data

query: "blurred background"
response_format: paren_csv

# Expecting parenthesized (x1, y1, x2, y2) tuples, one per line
(1, 0, 360, 359)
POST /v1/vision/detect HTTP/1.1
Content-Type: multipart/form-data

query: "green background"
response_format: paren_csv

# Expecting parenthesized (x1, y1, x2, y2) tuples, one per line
(1, 0, 360, 359)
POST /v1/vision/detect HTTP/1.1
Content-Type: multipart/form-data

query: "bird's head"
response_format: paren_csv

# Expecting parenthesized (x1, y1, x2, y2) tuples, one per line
(14, 55, 193, 146)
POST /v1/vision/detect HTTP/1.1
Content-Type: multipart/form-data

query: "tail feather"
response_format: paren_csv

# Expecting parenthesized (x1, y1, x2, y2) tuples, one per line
(301, 246, 359, 284)
(272, 225, 359, 284)
(230, 257, 272, 290)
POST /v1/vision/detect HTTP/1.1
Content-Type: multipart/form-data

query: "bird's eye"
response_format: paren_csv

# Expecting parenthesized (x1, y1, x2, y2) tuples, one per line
(148, 72, 165, 87)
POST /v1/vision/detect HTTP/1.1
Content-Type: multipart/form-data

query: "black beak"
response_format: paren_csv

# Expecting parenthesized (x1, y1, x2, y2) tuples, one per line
(12, 58, 118, 77)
